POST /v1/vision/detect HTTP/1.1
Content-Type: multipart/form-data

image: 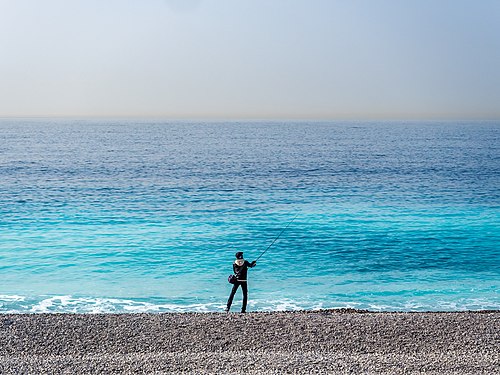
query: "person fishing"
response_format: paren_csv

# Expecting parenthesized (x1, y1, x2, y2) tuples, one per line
(226, 252, 256, 313)
(225, 214, 298, 313)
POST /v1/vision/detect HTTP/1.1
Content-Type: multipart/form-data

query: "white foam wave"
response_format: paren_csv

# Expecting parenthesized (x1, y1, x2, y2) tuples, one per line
(8, 295, 228, 314)
(254, 298, 304, 312)
(0, 295, 25, 302)
(1, 294, 499, 314)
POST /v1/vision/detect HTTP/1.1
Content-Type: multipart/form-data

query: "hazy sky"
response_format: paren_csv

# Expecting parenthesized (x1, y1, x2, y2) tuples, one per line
(1, 0, 499, 119)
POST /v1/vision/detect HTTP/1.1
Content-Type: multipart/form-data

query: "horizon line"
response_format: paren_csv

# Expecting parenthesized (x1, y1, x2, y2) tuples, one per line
(1, 115, 500, 122)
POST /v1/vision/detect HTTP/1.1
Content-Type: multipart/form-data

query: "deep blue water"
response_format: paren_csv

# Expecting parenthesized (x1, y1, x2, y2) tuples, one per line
(0, 119, 499, 313)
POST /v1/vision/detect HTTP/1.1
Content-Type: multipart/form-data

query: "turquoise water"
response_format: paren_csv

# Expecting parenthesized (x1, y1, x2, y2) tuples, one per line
(1, 119, 499, 313)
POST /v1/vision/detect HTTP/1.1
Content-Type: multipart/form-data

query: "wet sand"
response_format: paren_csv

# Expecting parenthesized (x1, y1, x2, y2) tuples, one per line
(0, 310, 498, 374)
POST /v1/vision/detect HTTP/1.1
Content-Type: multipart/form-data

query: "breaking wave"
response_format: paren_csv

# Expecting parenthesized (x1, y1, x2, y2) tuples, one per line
(1, 294, 499, 314)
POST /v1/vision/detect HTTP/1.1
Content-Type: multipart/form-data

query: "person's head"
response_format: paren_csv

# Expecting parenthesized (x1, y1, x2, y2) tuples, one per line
(235, 252, 244, 259)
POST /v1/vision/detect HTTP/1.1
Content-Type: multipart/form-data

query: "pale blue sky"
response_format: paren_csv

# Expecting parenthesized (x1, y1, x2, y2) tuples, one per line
(1, 0, 499, 119)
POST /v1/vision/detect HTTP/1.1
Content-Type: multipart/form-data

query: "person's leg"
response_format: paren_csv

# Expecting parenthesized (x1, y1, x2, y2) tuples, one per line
(241, 282, 248, 313)
(226, 283, 239, 312)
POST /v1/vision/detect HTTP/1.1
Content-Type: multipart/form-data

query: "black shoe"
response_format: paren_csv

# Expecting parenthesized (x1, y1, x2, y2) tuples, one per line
(225, 307, 229, 313)
(240, 311, 246, 313)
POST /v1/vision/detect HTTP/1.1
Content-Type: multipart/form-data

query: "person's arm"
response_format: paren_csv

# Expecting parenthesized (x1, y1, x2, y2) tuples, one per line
(246, 260, 257, 268)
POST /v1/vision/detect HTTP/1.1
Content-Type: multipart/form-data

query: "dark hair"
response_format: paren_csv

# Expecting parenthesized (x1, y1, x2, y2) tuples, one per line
(235, 252, 244, 259)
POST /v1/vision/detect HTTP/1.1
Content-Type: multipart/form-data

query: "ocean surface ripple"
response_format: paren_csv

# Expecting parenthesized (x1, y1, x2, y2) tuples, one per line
(1, 119, 499, 313)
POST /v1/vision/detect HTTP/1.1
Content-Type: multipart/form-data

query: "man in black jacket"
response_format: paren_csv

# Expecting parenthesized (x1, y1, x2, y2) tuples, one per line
(226, 251, 256, 313)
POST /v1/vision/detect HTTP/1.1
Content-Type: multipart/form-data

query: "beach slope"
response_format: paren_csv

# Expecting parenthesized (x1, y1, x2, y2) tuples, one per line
(0, 310, 498, 374)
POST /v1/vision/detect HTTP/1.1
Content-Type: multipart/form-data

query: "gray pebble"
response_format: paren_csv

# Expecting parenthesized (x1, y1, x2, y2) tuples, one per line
(0, 310, 498, 374)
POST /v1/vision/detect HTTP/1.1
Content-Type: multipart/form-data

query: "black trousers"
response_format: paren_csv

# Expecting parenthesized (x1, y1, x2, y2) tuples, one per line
(226, 281, 248, 312)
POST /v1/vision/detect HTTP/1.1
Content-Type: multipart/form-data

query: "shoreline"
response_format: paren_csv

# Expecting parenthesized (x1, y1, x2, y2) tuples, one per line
(1, 310, 498, 374)
(2, 307, 499, 315)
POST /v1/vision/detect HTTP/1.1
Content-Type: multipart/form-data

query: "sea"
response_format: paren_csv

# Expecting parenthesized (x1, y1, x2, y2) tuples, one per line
(0, 119, 499, 313)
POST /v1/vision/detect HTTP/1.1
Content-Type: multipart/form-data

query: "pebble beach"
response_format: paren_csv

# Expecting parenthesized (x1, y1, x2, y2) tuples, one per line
(0, 310, 498, 374)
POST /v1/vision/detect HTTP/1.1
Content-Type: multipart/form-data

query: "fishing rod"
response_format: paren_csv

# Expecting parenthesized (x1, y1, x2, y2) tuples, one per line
(255, 214, 299, 262)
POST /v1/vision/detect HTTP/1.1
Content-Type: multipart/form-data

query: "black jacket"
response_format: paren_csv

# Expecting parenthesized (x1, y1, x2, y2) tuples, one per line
(233, 259, 256, 281)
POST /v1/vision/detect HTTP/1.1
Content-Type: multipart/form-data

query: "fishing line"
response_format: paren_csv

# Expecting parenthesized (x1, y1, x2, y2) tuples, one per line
(255, 213, 299, 262)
